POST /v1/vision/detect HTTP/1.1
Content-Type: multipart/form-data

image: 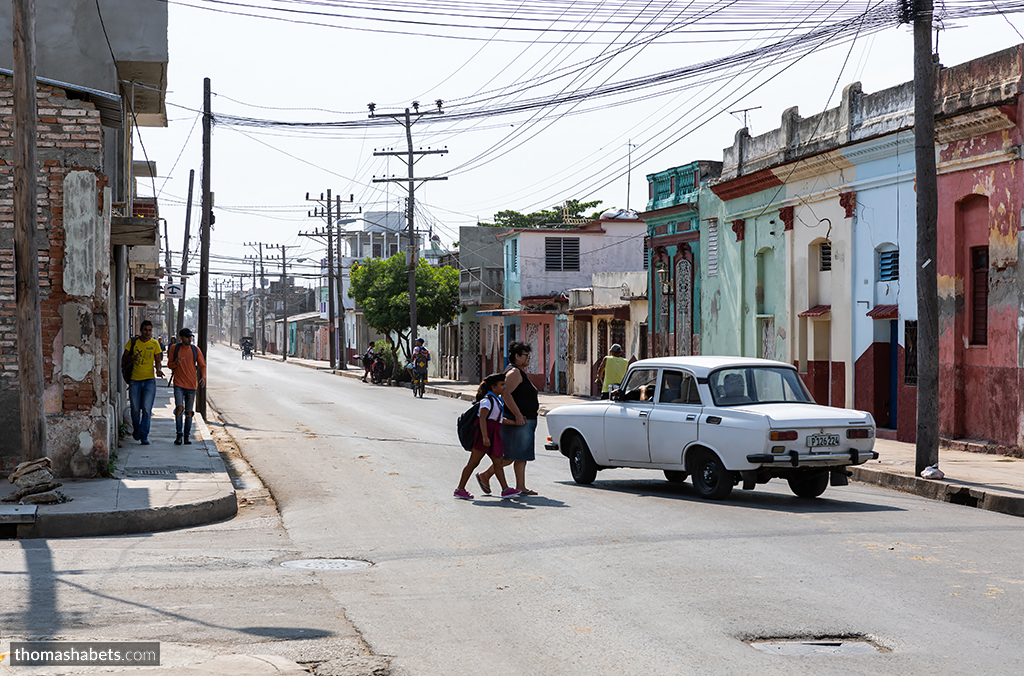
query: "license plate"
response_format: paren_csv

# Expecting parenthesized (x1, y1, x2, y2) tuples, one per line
(807, 433, 840, 448)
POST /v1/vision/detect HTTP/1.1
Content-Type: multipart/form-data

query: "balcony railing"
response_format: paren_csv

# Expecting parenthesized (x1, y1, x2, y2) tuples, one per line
(460, 266, 504, 305)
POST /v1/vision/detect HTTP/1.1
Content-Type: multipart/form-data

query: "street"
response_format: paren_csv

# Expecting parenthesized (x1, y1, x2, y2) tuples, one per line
(2, 347, 1023, 675)
(205, 349, 1024, 675)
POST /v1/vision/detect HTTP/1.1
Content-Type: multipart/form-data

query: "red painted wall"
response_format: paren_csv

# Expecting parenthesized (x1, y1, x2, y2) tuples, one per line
(935, 99, 1022, 448)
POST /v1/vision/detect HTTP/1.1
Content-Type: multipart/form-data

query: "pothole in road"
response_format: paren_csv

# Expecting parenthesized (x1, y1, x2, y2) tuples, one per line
(747, 636, 887, 655)
(281, 558, 373, 570)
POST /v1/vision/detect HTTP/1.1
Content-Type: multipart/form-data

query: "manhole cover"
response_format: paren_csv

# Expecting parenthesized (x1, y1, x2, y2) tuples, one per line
(281, 559, 371, 570)
(748, 639, 883, 656)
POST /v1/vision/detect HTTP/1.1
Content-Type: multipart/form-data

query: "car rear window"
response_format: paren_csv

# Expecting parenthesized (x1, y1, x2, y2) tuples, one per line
(709, 367, 813, 406)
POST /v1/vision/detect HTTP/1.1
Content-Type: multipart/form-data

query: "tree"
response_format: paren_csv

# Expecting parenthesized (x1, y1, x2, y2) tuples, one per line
(478, 199, 604, 228)
(349, 253, 460, 362)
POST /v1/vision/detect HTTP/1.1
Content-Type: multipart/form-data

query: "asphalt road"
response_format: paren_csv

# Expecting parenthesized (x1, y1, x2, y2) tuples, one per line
(204, 348, 1024, 676)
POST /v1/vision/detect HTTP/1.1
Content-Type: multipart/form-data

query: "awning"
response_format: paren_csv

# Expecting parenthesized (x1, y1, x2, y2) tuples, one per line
(570, 304, 630, 320)
(798, 304, 831, 318)
(866, 304, 899, 319)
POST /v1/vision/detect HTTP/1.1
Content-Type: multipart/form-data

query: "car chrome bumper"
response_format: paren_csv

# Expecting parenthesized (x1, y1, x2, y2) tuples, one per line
(746, 449, 878, 467)
(545, 442, 559, 452)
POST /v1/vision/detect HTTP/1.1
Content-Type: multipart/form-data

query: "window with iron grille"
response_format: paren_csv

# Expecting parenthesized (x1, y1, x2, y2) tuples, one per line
(545, 237, 580, 271)
(610, 320, 626, 352)
(643, 239, 649, 271)
(597, 320, 608, 358)
(510, 239, 518, 273)
(879, 249, 899, 281)
(971, 246, 988, 345)
(707, 220, 718, 276)
(904, 320, 918, 386)
(820, 242, 832, 272)
(574, 322, 588, 362)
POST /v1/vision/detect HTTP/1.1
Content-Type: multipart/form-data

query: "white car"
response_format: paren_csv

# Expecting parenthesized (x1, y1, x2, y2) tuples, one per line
(545, 356, 877, 500)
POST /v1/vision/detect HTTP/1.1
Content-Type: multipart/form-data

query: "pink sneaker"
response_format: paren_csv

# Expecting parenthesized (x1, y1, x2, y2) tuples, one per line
(453, 488, 474, 500)
(500, 487, 521, 499)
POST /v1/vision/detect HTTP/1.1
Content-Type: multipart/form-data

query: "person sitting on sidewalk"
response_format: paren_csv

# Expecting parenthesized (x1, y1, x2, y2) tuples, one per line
(167, 327, 207, 445)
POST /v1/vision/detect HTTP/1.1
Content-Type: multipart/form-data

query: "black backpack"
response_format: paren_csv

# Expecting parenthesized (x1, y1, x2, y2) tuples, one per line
(120, 337, 138, 385)
(456, 401, 481, 451)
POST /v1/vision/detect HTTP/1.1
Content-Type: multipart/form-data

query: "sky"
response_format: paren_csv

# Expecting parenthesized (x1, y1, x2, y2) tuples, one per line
(140, 1, 1024, 292)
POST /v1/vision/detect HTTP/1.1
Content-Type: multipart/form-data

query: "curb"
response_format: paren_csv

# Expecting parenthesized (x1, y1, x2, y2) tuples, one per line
(16, 413, 238, 539)
(850, 464, 1024, 518)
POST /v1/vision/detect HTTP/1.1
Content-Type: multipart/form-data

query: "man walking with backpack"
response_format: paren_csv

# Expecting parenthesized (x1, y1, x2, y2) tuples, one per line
(166, 327, 207, 445)
(122, 320, 165, 445)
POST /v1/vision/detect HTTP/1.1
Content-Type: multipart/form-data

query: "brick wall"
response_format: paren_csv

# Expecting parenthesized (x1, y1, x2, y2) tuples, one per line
(0, 75, 112, 477)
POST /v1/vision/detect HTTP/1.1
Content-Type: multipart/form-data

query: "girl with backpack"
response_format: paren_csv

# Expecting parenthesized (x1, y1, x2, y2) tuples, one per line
(454, 373, 521, 500)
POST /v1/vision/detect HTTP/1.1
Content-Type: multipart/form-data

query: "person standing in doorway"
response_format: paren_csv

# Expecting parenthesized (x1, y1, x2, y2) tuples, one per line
(167, 327, 207, 445)
(122, 320, 164, 445)
(477, 341, 539, 496)
(596, 343, 628, 399)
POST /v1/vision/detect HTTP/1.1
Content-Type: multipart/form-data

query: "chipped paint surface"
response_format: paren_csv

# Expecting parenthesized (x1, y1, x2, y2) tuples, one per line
(63, 171, 99, 298)
(62, 346, 95, 382)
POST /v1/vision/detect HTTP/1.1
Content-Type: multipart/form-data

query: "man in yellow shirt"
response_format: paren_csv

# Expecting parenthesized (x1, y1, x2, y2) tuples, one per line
(596, 343, 629, 399)
(121, 320, 164, 445)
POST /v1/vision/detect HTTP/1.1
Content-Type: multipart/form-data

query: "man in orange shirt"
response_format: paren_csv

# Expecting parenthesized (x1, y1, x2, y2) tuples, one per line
(166, 327, 207, 445)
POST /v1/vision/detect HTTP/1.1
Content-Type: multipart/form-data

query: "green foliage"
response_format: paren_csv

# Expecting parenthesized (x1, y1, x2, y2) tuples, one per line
(478, 199, 604, 229)
(349, 254, 459, 361)
(106, 449, 119, 476)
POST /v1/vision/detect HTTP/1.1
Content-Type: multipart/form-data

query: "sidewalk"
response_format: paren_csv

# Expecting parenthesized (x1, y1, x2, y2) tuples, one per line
(0, 390, 237, 539)
(259, 349, 1024, 518)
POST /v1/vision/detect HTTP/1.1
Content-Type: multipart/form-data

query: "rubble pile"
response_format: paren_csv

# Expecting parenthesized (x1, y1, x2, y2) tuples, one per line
(3, 458, 69, 504)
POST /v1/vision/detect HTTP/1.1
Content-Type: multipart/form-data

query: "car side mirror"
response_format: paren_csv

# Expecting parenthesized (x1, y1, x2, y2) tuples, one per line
(609, 387, 623, 401)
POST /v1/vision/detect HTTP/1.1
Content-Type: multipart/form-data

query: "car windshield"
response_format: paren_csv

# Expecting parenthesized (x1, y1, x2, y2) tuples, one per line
(708, 366, 814, 406)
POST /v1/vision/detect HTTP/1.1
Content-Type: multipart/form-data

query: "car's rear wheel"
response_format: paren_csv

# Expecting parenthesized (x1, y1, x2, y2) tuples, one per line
(690, 450, 733, 500)
(787, 471, 829, 498)
(663, 470, 689, 483)
(568, 435, 598, 485)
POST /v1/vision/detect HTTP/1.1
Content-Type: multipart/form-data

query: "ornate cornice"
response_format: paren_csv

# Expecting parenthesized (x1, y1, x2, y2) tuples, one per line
(710, 169, 782, 202)
(935, 107, 1016, 144)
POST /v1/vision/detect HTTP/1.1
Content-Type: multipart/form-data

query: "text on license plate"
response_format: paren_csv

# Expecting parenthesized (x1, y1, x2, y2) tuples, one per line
(806, 433, 841, 448)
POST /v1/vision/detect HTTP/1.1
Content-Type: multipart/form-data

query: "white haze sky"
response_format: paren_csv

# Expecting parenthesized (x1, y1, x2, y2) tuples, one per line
(140, 4, 1024, 290)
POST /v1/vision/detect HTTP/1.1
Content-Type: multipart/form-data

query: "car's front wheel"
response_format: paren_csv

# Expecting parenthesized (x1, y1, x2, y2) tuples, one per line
(787, 471, 829, 498)
(690, 450, 733, 500)
(663, 470, 689, 483)
(568, 435, 598, 485)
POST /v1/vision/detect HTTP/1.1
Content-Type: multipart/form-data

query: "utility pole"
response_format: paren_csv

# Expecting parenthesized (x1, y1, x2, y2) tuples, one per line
(197, 77, 213, 419)
(370, 100, 447, 349)
(910, 0, 939, 474)
(245, 242, 267, 354)
(250, 257, 257, 342)
(303, 190, 337, 369)
(163, 220, 173, 340)
(266, 245, 296, 361)
(176, 168, 195, 334)
(302, 191, 359, 369)
(13, 0, 45, 461)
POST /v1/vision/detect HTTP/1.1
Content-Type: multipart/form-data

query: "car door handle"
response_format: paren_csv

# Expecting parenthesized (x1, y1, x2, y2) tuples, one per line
(686, 415, 696, 421)
(638, 411, 648, 417)
(706, 416, 722, 425)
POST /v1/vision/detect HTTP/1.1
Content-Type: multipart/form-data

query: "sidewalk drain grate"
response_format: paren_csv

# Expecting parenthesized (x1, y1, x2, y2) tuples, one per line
(748, 638, 884, 656)
(132, 468, 192, 476)
(281, 558, 372, 570)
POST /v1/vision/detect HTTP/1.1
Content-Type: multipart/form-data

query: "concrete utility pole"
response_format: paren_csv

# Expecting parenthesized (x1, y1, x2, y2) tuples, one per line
(302, 191, 359, 369)
(163, 220, 173, 339)
(245, 242, 267, 354)
(13, 0, 45, 462)
(910, 0, 939, 474)
(250, 257, 257, 340)
(176, 168, 195, 334)
(266, 245, 296, 361)
(370, 100, 447, 348)
(197, 77, 213, 418)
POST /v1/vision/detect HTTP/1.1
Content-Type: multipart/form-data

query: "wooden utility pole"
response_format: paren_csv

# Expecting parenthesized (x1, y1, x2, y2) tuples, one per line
(197, 77, 212, 418)
(13, 0, 45, 461)
(266, 245, 296, 361)
(176, 168, 194, 334)
(912, 0, 939, 474)
(370, 101, 447, 349)
(245, 241, 267, 354)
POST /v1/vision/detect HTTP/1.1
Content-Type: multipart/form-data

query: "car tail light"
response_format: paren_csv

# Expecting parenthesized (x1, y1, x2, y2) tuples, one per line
(770, 430, 798, 441)
(847, 428, 871, 439)
(546, 436, 552, 443)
